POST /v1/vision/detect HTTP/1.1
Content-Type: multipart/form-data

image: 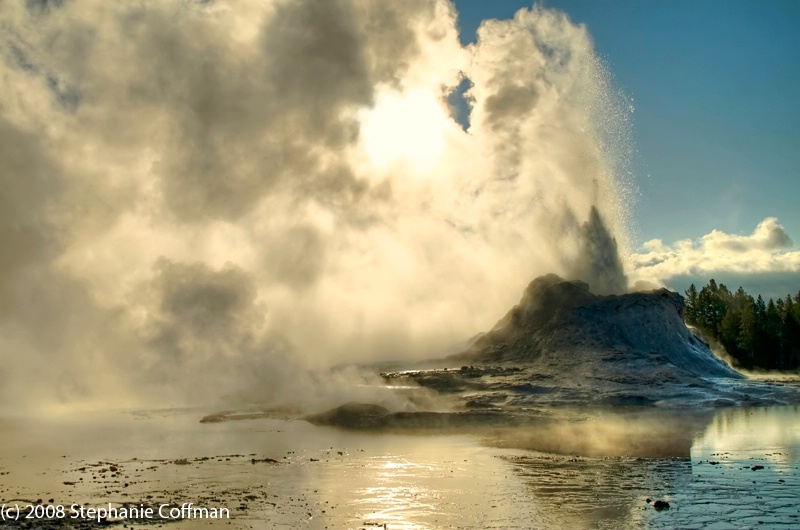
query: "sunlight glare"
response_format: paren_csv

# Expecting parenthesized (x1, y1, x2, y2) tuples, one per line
(361, 88, 448, 171)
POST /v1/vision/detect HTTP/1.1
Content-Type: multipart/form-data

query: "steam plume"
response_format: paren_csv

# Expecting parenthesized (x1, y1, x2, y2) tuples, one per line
(568, 206, 628, 295)
(0, 1, 634, 411)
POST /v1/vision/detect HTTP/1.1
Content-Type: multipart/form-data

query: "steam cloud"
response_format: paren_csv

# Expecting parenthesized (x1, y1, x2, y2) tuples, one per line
(0, 1, 635, 411)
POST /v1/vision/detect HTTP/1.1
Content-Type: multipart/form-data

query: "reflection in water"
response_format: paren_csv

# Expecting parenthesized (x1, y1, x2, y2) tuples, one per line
(506, 455, 694, 529)
(357, 459, 437, 527)
(694, 405, 800, 463)
(483, 409, 714, 458)
(503, 406, 800, 529)
(310, 437, 545, 529)
(0, 406, 798, 529)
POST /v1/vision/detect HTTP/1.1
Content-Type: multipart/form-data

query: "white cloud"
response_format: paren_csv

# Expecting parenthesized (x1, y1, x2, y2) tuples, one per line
(631, 218, 800, 286)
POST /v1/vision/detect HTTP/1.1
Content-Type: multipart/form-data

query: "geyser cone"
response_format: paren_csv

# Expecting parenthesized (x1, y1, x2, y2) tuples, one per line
(456, 273, 743, 387)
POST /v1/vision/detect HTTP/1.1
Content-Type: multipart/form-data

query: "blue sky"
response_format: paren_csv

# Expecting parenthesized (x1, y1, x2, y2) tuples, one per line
(453, 0, 799, 298)
(454, 0, 800, 247)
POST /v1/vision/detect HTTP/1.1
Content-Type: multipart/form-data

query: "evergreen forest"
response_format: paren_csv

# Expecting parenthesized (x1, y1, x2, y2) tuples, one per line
(684, 280, 800, 371)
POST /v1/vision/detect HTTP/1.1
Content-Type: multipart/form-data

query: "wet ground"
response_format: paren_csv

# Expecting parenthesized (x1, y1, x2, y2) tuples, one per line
(379, 364, 800, 410)
(1, 405, 799, 529)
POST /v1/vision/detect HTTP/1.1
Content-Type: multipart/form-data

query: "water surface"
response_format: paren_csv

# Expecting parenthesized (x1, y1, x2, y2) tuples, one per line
(1, 406, 798, 529)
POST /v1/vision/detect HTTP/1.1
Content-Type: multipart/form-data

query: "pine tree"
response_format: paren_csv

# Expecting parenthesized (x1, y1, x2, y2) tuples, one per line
(765, 299, 783, 369)
(753, 295, 769, 367)
(782, 296, 800, 370)
(685, 284, 699, 325)
(696, 280, 727, 335)
(794, 292, 800, 320)
(684, 281, 799, 370)
(737, 296, 757, 368)
(717, 287, 744, 362)
(720, 308, 743, 361)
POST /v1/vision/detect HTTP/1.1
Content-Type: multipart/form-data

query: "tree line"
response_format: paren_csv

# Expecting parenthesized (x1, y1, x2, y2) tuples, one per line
(684, 280, 800, 371)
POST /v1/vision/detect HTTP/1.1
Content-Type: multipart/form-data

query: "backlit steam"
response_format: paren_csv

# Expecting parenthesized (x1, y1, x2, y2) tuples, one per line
(0, 1, 635, 411)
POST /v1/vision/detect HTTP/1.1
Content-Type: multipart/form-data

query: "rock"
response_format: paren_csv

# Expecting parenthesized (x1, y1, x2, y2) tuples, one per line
(304, 403, 390, 429)
(251, 458, 278, 464)
(653, 500, 670, 510)
(751, 465, 764, 471)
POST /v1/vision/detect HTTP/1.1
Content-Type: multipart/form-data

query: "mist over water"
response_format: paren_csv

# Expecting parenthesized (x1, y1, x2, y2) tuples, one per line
(0, 1, 636, 412)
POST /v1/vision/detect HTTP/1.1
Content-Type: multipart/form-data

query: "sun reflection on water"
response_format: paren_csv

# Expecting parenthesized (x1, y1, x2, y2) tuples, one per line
(353, 459, 435, 528)
(307, 436, 543, 529)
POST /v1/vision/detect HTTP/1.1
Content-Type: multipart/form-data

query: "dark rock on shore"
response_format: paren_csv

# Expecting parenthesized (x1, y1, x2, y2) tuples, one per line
(304, 402, 526, 431)
(653, 500, 670, 510)
(304, 403, 391, 429)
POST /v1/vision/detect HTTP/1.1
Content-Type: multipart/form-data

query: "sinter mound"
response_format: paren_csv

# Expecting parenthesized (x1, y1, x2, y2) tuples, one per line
(302, 274, 800, 434)
(454, 273, 742, 381)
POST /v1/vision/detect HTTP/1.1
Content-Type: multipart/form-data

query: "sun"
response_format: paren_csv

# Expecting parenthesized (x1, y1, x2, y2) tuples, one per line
(360, 88, 449, 171)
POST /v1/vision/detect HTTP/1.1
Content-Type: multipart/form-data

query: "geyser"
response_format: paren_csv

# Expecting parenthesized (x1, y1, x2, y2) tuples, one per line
(568, 206, 628, 295)
(0, 1, 636, 411)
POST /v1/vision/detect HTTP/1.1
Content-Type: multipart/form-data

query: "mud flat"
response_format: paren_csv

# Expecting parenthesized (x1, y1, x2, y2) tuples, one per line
(1, 405, 799, 529)
(0, 408, 541, 530)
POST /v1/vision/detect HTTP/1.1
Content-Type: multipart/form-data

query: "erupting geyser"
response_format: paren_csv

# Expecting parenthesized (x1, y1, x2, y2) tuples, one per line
(0, 1, 640, 412)
(568, 206, 629, 296)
